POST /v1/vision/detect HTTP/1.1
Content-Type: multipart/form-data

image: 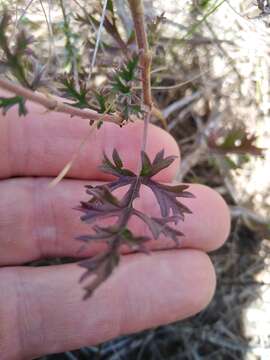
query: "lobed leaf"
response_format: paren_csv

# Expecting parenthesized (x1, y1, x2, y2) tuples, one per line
(0, 11, 33, 88)
(61, 77, 89, 109)
(100, 150, 136, 177)
(144, 180, 194, 219)
(79, 250, 120, 299)
(0, 96, 27, 116)
(77, 149, 194, 298)
(140, 150, 177, 177)
(133, 210, 184, 245)
(208, 127, 264, 156)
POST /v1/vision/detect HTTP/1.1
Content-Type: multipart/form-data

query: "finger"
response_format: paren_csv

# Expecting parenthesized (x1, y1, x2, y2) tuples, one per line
(0, 178, 230, 265)
(0, 250, 216, 359)
(0, 99, 180, 180)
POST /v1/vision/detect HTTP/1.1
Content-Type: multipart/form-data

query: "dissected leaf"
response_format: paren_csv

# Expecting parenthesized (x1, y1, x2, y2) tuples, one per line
(140, 150, 177, 177)
(0, 11, 33, 88)
(140, 151, 152, 176)
(118, 56, 139, 82)
(77, 149, 194, 298)
(208, 128, 264, 156)
(79, 250, 120, 299)
(78, 186, 123, 224)
(61, 77, 89, 108)
(0, 11, 10, 54)
(144, 180, 194, 219)
(133, 210, 184, 245)
(112, 55, 139, 95)
(100, 150, 136, 177)
(93, 90, 115, 114)
(112, 148, 123, 168)
(60, 0, 80, 72)
(0, 96, 27, 116)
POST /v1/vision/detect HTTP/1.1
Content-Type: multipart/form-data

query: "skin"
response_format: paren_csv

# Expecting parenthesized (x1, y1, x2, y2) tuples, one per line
(0, 95, 231, 360)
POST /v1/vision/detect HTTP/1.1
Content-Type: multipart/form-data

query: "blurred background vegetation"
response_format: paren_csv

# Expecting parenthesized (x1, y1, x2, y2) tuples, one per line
(1, 0, 270, 359)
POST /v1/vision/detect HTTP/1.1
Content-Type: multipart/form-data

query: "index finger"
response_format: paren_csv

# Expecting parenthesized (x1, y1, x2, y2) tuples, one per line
(0, 92, 180, 181)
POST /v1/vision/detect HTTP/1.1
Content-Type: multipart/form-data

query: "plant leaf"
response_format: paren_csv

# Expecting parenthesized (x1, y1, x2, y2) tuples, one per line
(112, 148, 123, 168)
(133, 210, 184, 244)
(79, 250, 120, 299)
(140, 150, 177, 177)
(61, 77, 89, 109)
(143, 180, 194, 218)
(77, 149, 194, 298)
(0, 96, 27, 116)
(208, 128, 264, 156)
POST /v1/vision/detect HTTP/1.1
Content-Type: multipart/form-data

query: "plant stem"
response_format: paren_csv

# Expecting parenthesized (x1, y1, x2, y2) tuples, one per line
(0, 77, 122, 124)
(128, 0, 152, 109)
(127, 2, 167, 130)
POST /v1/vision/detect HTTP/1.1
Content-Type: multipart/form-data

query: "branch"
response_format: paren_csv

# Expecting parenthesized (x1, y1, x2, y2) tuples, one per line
(128, 1, 167, 131)
(128, 0, 152, 108)
(0, 77, 122, 125)
(162, 91, 201, 119)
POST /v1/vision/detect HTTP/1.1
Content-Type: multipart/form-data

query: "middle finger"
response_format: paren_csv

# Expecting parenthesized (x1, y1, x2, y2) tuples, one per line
(0, 177, 230, 265)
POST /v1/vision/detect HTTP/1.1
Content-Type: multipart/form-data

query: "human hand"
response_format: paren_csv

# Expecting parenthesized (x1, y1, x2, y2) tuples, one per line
(0, 96, 230, 359)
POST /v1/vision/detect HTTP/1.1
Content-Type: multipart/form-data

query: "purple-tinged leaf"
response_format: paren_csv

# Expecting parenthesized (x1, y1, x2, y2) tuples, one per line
(133, 210, 183, 244)
(76, 230, 113, 242)
(142, 179, 194, 218)
(77, 149, 194, 299)
(77, 187, 123, 223)
(151, 217, 184, 246)
(79, 250, 120, 299)
(153, 149, 165, 164)
(119, 227, 151, 252)
(86, 185, 121, 206)
(79, 205, 122, 224)
(155, 184, 192, 195)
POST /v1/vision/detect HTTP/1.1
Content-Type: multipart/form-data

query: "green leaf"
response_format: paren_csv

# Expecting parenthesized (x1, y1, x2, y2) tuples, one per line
(140, 151, 152, 176)
(95, 92, 107, 113)
(112, 149, 123, 168)
(106, 0, 114, 14)
(112, 55, 139, 95)
(61, 77, 89, 108)
(0, 12, 10, 52)
(120, 56, 139, 82)
(198, 0, 213, 9)
(0, 96, 27, 116)
(0, 12, 31, 88)
(112, 76, 130, 94)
